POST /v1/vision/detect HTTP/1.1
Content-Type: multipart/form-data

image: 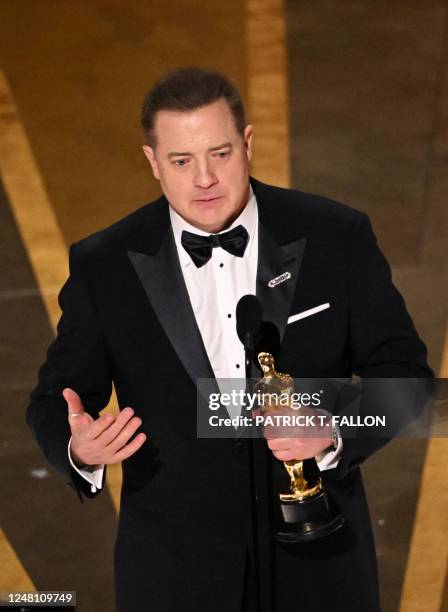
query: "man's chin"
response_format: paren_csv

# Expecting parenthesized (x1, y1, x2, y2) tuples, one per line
(194, 218, 228, 233)
(190, 209, 232, 233)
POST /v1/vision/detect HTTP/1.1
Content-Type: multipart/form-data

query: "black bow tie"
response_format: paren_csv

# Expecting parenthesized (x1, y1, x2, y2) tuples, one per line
(181, 225, 249, 268)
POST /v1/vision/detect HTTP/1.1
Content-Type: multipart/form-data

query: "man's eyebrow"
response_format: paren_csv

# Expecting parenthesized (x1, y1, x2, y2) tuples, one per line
(167, 142, 232, 158)
(209, 142, 232, 152)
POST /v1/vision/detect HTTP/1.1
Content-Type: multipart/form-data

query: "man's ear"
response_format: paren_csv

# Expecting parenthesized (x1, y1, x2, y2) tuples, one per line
(142, 145, 160, 180)
(244, 125, 253, 162)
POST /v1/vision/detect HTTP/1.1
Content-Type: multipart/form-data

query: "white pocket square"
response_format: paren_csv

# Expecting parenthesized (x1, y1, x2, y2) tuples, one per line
(287, 303, 330, 324)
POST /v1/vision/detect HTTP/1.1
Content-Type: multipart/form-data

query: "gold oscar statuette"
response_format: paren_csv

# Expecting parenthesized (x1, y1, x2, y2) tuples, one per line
(254, 352, 345, 542)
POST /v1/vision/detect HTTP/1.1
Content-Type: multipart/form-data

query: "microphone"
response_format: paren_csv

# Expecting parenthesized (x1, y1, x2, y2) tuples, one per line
(236, 296, 280, 371)
(235, 294, 263, 610)
(236, 294, 263, 350)
(236, 294, 263, 382)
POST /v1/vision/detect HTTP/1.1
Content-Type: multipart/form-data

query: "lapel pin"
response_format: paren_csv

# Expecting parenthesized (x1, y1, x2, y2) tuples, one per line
(268, 272, 291, 288)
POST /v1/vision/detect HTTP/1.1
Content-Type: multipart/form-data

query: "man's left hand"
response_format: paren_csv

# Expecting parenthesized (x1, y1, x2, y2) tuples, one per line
(266, 435, 333, 461)
(262, 407, 333, 461)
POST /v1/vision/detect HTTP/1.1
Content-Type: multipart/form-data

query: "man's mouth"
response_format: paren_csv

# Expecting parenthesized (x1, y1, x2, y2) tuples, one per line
(193, 196, 223, 202)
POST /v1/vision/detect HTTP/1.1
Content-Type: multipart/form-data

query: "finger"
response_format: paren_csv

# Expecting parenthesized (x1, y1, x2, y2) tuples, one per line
(112, 432, 147, 463)
(99, 407, 136, 445)
(86, 413, 116, 440)
(63, 388, 92, 432)
(266, 438, 294, 451)
(273, 450, 300, 461)
(263, 427, 292, 440)
(107, 415, 143, 452)
(63, 388, 84, 416)
(68, 411, 92, 435)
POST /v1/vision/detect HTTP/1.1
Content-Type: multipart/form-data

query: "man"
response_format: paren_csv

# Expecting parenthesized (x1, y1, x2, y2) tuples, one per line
(27, 68, 432, 612)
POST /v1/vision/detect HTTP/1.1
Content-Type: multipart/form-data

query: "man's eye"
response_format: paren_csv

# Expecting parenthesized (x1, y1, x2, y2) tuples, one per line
(214, 151, 230, 159)
(173, 159, 189, 167)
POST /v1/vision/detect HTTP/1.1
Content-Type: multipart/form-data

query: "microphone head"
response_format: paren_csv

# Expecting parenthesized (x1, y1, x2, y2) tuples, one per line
(236, 294, 263, 344)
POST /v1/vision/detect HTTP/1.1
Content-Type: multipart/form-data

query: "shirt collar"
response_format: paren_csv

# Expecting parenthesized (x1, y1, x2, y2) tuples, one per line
(169, 185, 258, 268)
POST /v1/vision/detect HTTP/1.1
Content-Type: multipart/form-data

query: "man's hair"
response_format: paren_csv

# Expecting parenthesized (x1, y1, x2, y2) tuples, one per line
(141, 67, 246, 147)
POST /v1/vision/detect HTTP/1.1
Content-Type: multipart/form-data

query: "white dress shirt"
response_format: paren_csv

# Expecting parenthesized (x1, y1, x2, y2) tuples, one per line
(69, 187, 342, 493)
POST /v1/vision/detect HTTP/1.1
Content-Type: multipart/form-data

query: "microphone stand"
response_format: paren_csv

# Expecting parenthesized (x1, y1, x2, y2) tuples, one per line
(243, 332, 261, 612)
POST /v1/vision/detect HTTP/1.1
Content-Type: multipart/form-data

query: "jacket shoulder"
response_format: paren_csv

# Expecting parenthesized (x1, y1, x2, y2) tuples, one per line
(72, 195, 167, 258)
(251, 179, 369, 244)
(254, 179, 365, 224)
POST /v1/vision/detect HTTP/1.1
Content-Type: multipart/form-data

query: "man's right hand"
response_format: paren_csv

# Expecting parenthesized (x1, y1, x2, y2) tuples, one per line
(63, 388, 147, 468)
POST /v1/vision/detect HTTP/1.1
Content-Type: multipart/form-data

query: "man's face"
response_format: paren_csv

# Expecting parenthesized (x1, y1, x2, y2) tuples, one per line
(142, 99, 253, 233)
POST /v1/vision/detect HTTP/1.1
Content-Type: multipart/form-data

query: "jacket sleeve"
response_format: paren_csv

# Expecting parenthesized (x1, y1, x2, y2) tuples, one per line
(323, 212, 433, 482)
(26, 242, 113, 502)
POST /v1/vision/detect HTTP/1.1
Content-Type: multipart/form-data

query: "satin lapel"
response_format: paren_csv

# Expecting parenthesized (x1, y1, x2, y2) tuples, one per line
(128, 228, 216, 390)
(256, 222, 306, 343)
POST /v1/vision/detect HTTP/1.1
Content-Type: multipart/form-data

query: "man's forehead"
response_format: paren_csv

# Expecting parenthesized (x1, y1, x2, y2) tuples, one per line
(153, 100, 238, 149)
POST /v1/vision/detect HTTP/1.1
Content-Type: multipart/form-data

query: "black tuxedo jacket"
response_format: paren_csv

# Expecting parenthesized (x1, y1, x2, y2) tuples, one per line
(27, 178, 432, 612)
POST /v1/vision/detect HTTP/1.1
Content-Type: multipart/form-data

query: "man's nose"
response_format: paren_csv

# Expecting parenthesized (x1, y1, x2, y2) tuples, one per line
(194, 161, 218, 188)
